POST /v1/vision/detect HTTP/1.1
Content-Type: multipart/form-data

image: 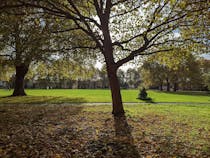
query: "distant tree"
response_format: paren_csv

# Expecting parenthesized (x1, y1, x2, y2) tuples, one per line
(199, 59, 210, 91)
(0, 59, 14, 89)
(155, 49, 203, 91)
(125, 68, 140, 89)
(203, 73, 210, 91)
(0, 10, 55, 96)
(141, 61, 167, 91)
(0, 8, 93, 95)
(98, 65, 109, 89)
(26, 59, 96, 89)
(117, 69, 128, 89)
(51, 58, 95, 88)
(141, 49, 203, 91)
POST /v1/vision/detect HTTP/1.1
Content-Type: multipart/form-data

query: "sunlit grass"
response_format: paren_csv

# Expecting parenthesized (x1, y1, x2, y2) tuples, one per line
(85, 104, 210, 153)
(0, 89, 209, 104)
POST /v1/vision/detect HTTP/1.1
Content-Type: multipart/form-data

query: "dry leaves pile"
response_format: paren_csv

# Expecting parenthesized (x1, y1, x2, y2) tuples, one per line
(0, 104, 209, 158)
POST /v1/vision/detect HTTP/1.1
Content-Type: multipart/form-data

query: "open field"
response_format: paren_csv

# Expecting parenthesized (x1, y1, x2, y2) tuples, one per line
(0, 89, 210, 104)
(0, 104, 209, 157)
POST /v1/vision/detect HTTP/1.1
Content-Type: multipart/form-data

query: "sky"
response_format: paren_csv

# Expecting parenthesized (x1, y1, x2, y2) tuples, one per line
(201, 53, 210, 59)
(95, 60, 140, 71)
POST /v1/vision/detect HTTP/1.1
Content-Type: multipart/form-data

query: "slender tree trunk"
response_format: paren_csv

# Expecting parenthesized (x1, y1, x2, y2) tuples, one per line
(173, 82, 178, 92)
(173, 74, 179, 92)
(159, 83, 163, 91)
(106, 65, 125, 116)
(166, 78, 170, 92)
(100, 13, 125, 116)
(12, 64, 28, 96)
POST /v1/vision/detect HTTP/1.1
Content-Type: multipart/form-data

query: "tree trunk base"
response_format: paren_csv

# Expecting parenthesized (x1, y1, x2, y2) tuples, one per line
(112, 109, 125, 117)
(12, 64, 28, 96)
(11, 92, 27, 97)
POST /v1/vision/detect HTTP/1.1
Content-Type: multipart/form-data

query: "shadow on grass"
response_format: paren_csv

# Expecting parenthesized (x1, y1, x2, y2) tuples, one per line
(143, 98, 155, 103)
(0, 105, 84, 157)
(87, 114, 140, 158)
(112, 115, 140, 157)
(155, 90, 210, 96)
(137, 97, 155, 103)
(0, 95, 87, 104)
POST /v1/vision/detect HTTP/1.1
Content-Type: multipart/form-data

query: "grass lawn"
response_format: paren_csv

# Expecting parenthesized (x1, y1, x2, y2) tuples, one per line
(0, 89, 210, 104)
(0, 104, 209, 157)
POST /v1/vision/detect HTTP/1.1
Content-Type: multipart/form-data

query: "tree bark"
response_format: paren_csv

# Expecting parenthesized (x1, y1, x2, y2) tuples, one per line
(12, 64, 28, 96)
(106, 65, 125, 116)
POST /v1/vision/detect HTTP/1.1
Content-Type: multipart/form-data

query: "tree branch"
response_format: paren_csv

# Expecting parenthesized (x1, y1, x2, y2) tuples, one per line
(51, 27, 81, 33)
(112, 32, 144, 46)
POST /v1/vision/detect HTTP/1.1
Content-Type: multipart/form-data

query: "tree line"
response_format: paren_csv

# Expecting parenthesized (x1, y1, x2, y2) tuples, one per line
(0, 61, 141, 90)
(141, 52, 210, 91)
(1, 53, 209, 92)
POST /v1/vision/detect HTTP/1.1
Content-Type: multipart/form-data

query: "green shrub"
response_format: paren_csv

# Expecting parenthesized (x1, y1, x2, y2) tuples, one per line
(138, 87, 148, 100)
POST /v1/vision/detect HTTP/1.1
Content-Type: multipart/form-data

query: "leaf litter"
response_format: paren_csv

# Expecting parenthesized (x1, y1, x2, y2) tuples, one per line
(0, 104, 209, 158)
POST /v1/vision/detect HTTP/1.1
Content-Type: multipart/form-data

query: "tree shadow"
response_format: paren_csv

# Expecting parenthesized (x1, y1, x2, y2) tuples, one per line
(0, 96, 87, 104)
(143, 98, 155, 103)
(87, 114, 140, 158)
(0, 105, 84, 157)
(138, 97, 155, 103)
(156, 90, 210, 96)
(112, 115, 140, 158)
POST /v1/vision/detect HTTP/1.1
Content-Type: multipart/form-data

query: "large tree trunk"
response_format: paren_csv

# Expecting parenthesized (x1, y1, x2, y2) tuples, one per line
(100, 13, 125, 116)
(12, 64, 28, 96)
(106, 65, 125, 116)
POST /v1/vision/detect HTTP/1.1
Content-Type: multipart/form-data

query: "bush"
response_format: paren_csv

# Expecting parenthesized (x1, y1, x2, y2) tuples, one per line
(138, 87, 148, 100)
